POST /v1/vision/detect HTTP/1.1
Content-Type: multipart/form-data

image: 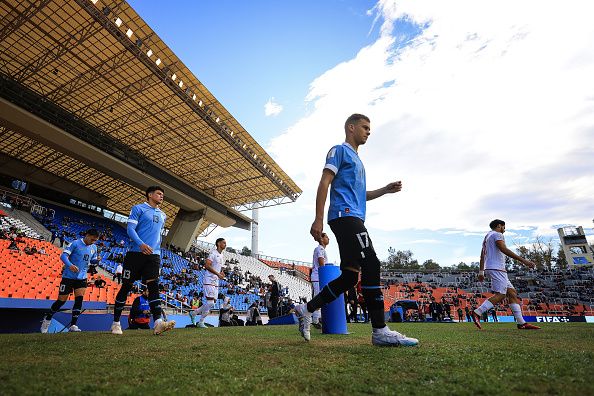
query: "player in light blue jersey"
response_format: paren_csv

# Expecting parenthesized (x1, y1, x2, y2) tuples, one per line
(111, 186, 175, 336)
(294, 114, 419, 347)
(41, 229, 100, 333)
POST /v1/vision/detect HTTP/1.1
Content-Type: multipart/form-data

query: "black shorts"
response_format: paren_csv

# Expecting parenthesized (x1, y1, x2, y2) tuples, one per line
(122, 252, 160, 283)
(329, 216, 381, 286)
(58, 278, 87, 295)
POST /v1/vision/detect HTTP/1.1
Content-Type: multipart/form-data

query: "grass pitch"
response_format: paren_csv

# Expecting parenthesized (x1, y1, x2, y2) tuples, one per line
(1, 322, 592, 395)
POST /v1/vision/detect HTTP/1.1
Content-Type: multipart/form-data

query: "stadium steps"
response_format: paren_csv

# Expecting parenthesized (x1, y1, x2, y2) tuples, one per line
(8, 209, 52, 241)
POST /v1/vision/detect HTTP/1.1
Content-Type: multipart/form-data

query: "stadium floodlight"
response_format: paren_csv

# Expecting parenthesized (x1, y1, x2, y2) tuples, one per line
(155, 58, 161, 66)
(171, 73, 177, 81)
(178, 81, 183, 88)
(198, 100, 203, 107)
(230, 131, 234, 136)
(253, 154, 257, 159)
(146, 49, 153, 57)
(126, 29, 133, 38)
(215, 117, 220, 123)
(115, 17, 122, 27)
(192, 94, 196, 101)
(91, 0, 98, 4)
(263, 163, 266, 169)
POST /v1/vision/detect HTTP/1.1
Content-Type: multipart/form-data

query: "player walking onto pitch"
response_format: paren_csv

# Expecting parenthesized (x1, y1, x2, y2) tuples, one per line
(41, 229, 100, 333)
(294, 113, 419, 346)
(111, 186, 175, 335)
(193, 238, 226, 328)
(471, 219, 540, 330)
(310, 232, 330, 329)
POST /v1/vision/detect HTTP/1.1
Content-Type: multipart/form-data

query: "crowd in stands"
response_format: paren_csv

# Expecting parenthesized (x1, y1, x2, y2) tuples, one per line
(3, 195, 594, 322)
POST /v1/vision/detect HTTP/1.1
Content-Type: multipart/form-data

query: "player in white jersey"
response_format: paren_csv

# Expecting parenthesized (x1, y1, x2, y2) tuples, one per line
(195, 238, 226, 328)
(310, 233, 330, 328)
(472, 219, 540, 330)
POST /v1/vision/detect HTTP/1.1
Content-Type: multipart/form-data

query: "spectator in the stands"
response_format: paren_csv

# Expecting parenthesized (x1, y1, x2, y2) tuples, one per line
(50, 230, 58, 244)
(94, 275, 106, 288)
(113, 263, 123, 284)
(268, 274, 280, 319)
(38, 247, 47, 255)
(59, 232, 65, 247)
(8, 239, 20, 251)
(219, 297, 234, 327)
(246, 302, 263, 326)
(24, 245, 34, 255)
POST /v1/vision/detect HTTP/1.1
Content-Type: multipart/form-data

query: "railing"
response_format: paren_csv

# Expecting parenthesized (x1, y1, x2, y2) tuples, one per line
(0, 187, 36, 211)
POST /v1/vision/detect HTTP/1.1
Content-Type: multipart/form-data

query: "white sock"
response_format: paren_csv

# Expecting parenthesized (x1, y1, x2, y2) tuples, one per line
(312, 310, 321, 323)
(298, 303, 312, 317)
(113, 321, 120, 325)
(154, 318, 162, 325)
(475, 300, 494, 315)
(199, 301, 215, 321)
(510, 303, 526, 325)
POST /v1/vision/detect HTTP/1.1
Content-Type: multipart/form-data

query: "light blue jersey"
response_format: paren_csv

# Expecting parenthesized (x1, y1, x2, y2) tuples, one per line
(127, 202, 166, 254)
(61, 239, 98, 280)
(324, 142, 366, 222)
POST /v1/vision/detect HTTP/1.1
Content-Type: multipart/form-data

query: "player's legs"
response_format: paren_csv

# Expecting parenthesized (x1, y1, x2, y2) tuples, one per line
(41, 280, 71, 333)
(506, 287, 540, 329)
(68, 286, 86, 331)
(301, 217, 365, 316)
(473, 270, 508, 329)
(196, 285, 217, 327)
(189, 309, 197, 325)
(142, 254, 175, 335)
(311, 281, 322, 325)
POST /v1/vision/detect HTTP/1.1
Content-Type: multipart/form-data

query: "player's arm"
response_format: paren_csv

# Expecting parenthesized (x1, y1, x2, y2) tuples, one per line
(127, 207, 152, 255)
(205, 259, 225, 280)
(60, 249, 79, 273)
(495, 240, 535, 268)
(366, 181, 403, 201)
(317, 256, 326, 267)
(310, 169, 334, 242)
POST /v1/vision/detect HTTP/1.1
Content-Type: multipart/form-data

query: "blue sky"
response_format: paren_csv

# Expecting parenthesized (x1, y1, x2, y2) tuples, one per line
(127, 0, 594, 266)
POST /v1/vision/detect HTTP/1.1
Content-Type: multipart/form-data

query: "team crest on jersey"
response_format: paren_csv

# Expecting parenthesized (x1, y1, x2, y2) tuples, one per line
(83, 254, 89, 261)
(153, 215, 160, 223)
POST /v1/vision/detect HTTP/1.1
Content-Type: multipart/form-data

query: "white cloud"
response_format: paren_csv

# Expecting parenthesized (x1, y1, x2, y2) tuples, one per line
(407, 239, 444, 244)
(268, 0, 594, 240)
(264, 97, 283, 117)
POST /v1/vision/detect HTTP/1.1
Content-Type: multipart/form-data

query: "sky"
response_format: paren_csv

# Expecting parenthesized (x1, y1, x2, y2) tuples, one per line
(127, 0, 594, 266)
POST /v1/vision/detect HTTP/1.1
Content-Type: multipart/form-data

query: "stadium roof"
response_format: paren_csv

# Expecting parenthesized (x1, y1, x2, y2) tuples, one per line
(0, 0, 301, 227)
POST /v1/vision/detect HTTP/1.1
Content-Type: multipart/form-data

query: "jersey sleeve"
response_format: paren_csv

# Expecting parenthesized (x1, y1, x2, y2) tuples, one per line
(62, 240, 75, 256)
(494, 232, 504, 242)
(324, 145, 343, 175)
(127, 205, 144, 246)
(207, 250, 217, 263)
(313, 247, 323, 260)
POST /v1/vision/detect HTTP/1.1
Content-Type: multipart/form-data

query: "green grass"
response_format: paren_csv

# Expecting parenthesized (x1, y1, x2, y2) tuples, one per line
(1, 323, 593, 395)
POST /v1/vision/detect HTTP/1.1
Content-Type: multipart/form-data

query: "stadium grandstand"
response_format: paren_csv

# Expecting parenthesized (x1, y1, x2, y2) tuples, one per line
(0, 0, 304, 331)
(0, 0, 592, 335)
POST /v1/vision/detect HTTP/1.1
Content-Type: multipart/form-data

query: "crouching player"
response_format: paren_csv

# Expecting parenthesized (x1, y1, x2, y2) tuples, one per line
(41, 229, 100, 333)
